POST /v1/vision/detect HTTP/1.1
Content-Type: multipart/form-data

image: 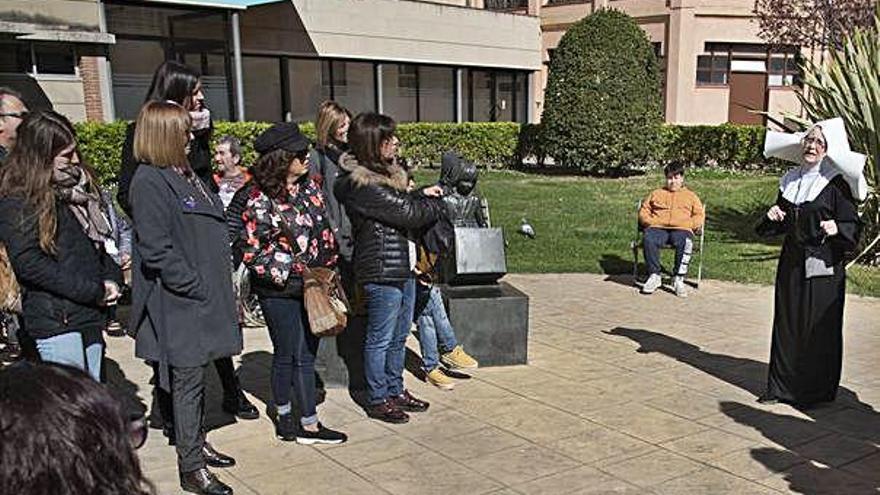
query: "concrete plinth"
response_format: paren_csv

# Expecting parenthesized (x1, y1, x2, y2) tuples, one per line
(441, 281, 529, 367)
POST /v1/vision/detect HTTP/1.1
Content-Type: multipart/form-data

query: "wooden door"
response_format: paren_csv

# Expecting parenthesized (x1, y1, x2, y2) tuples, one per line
(728, 72, 767, 125)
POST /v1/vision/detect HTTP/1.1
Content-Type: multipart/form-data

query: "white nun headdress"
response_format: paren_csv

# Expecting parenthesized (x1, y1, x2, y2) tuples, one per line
(764, 117, 868, 201)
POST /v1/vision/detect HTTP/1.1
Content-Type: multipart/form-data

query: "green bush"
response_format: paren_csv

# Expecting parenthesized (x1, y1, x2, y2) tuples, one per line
(659, 124, 772, 170)
(397, 122, 520, 168)
(540, 9, 663, 171)
(75, 120, 519, 184)
(74, 120, 129, 186)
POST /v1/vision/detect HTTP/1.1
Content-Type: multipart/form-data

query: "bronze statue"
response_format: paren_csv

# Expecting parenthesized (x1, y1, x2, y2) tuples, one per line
(439, 152, 488, 228)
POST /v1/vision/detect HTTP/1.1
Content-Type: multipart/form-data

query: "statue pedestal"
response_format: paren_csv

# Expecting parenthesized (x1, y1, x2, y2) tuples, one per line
(315, 315, 367, 390)
(315, 281, 530, 388)
(440, 281, 529, 367)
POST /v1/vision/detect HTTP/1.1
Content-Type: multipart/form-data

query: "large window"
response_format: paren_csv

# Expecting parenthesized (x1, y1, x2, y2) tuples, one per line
(696, 50, 729, 86)
(768, 52, 799, 87)
(331, 61, 375, 116)
(242, 57, 281, 122)
(419, 66, 455, 122)
(0, 42, 77, 75)
(288, 59, 331, 123)
(470, 70, 494, 122)
(382, 64, 417, 123)
(106, 1, 232, 119)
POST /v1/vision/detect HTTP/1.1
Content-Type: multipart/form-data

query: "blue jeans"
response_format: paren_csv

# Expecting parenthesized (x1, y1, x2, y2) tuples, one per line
(415, 285, 458, 372)
(258, 297, 320, 426)
(36, 331, 103, 381)
(643, 227, 693, 276)
(363, 278, 416, 405)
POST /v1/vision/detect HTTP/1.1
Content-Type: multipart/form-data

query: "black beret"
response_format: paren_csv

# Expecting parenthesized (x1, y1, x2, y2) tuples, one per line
(253, 122, 310, 155)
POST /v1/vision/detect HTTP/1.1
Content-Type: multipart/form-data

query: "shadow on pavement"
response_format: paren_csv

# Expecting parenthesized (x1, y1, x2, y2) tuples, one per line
(104, 356, 147, 419)
(606, 326, 880, 494)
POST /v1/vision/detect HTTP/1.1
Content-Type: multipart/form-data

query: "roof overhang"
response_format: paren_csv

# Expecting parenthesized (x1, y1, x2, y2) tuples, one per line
(0, 21, 115, 44)
(140, 0, 283, 10)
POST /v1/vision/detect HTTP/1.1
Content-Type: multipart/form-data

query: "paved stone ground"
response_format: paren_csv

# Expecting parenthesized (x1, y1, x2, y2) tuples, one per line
(105, 273, 880, 494)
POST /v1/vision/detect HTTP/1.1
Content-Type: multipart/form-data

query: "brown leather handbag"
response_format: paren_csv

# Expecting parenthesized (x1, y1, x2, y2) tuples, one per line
(302, 266, 349, 337)
(0, 244, 22, 314)
(269, 200, 349, 337)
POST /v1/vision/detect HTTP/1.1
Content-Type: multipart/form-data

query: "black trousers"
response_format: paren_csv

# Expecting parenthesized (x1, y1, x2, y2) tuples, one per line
(155, 357, 240, 428)
(172, 364, 208, 473)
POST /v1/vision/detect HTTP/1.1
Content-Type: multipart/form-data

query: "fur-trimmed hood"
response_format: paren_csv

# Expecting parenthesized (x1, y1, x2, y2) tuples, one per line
(338, 152, 409, 192)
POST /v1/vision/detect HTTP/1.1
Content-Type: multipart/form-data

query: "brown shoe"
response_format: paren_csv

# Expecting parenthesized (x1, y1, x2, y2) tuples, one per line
(389, 390, 430, 412)
(365, 400, 409, 424)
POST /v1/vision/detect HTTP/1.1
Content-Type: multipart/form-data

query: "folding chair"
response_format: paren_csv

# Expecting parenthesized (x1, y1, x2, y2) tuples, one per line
(630, 200, 706, 288)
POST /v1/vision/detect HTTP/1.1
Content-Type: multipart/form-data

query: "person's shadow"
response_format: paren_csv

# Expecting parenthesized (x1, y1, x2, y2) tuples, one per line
(606, 327, 880, 494)
(104, 356, 147, 420)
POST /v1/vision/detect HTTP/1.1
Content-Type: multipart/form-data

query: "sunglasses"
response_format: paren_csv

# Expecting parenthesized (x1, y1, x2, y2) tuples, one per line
(0, 111, 27, 119)
(128, 415, 148, 449)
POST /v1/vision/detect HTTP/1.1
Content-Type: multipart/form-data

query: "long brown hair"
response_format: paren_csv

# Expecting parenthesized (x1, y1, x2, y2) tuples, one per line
(315, 101, 351, 148)
(348, 112, 396, 173)
(0, 110, 92, 254)
(133, 101, 191, 171)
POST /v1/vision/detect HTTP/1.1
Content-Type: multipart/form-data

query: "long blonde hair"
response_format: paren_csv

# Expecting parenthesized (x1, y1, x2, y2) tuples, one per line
(134, 101, 191, 170)
(315, 100, 351, 148)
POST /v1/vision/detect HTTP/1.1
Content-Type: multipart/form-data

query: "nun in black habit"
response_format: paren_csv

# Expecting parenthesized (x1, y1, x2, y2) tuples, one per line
(756, 117, 867, 407)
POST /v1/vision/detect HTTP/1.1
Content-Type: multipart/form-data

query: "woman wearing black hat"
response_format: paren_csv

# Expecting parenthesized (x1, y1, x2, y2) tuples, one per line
(240, 123, 347, 444)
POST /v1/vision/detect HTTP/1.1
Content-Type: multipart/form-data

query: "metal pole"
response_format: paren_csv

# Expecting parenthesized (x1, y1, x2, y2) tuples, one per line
(231, 11, 245, 121)
(376, 63, 384, 114)
(455, 68, 463, 123)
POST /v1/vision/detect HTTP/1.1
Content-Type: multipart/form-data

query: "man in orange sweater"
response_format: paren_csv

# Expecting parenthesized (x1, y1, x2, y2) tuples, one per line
(638, 162, 705, 297)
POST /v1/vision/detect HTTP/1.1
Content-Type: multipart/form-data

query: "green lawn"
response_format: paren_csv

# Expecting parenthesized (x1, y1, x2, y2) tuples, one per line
(414, 168, 880, 297)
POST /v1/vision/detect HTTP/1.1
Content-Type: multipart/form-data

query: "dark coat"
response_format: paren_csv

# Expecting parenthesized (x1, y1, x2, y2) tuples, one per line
(117, 121, 216, 217)
(333, 154, 441, 284)
(226, 181, 255, 267)
(311, 144, 354, 262)
(128, 164, 241, 386)
(0, 198, 121, 344)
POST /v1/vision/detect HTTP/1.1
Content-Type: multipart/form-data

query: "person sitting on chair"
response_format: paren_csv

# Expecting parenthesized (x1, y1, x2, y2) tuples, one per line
(638, 162, 704, 297)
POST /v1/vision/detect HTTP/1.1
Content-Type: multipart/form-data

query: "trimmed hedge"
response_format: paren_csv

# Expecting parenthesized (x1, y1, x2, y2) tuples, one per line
(72, 120, 780, 185)
(659, 124, 771, 170)
(74, 121, 518, 185)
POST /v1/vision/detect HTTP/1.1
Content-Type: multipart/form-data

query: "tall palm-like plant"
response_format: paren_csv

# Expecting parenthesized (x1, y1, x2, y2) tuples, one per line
(798, 12, 880, 263)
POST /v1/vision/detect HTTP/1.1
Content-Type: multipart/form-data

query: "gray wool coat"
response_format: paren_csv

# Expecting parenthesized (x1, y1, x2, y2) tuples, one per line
(128, 164, 242, 389)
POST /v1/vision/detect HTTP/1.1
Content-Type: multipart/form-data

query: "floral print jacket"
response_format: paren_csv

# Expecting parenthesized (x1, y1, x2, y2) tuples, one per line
(241, 176, 337, 290)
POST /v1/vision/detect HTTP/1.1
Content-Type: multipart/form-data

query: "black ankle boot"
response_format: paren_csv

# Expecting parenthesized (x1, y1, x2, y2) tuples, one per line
(179, 467, 233, 495)
(222, 390, 259, 420)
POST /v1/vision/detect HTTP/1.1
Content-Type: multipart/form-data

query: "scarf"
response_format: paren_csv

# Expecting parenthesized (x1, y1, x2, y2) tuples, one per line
(52, 161, 113, 246)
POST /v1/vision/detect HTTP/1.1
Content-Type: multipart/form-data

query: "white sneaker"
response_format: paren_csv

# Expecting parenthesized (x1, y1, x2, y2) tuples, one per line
(642, 273, 662, 294)
(673, 276, 688, 298)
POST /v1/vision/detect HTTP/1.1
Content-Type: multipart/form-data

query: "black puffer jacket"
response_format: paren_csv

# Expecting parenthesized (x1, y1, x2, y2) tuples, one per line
(334, 154, 441, 284)
(0, 198, 121, 344)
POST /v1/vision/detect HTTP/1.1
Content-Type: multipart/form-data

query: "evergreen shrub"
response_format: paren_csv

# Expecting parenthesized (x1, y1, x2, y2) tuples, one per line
(540, 9, 664, 171)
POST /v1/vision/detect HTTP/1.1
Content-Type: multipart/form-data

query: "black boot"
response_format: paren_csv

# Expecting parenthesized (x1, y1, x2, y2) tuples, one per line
(216, 358, 259, 420)
(202, 442, 236, 468)
(179, 467, 233, 495)
(222, 389, 259, 420)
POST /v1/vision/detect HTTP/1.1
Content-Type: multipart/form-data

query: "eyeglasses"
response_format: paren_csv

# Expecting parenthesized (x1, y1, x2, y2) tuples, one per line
(802, 137, 826, 148)
(0, 111, 27, 119)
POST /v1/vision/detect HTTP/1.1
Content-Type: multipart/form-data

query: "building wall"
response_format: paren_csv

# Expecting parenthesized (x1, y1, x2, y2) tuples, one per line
(80, 56, 104, 122)
(241, 0, 542, 70)
(538, 0, 804, 125)
(0, 0, 103, 30)
(37, 76, 87, 121)
(0, 0, 107, 122)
